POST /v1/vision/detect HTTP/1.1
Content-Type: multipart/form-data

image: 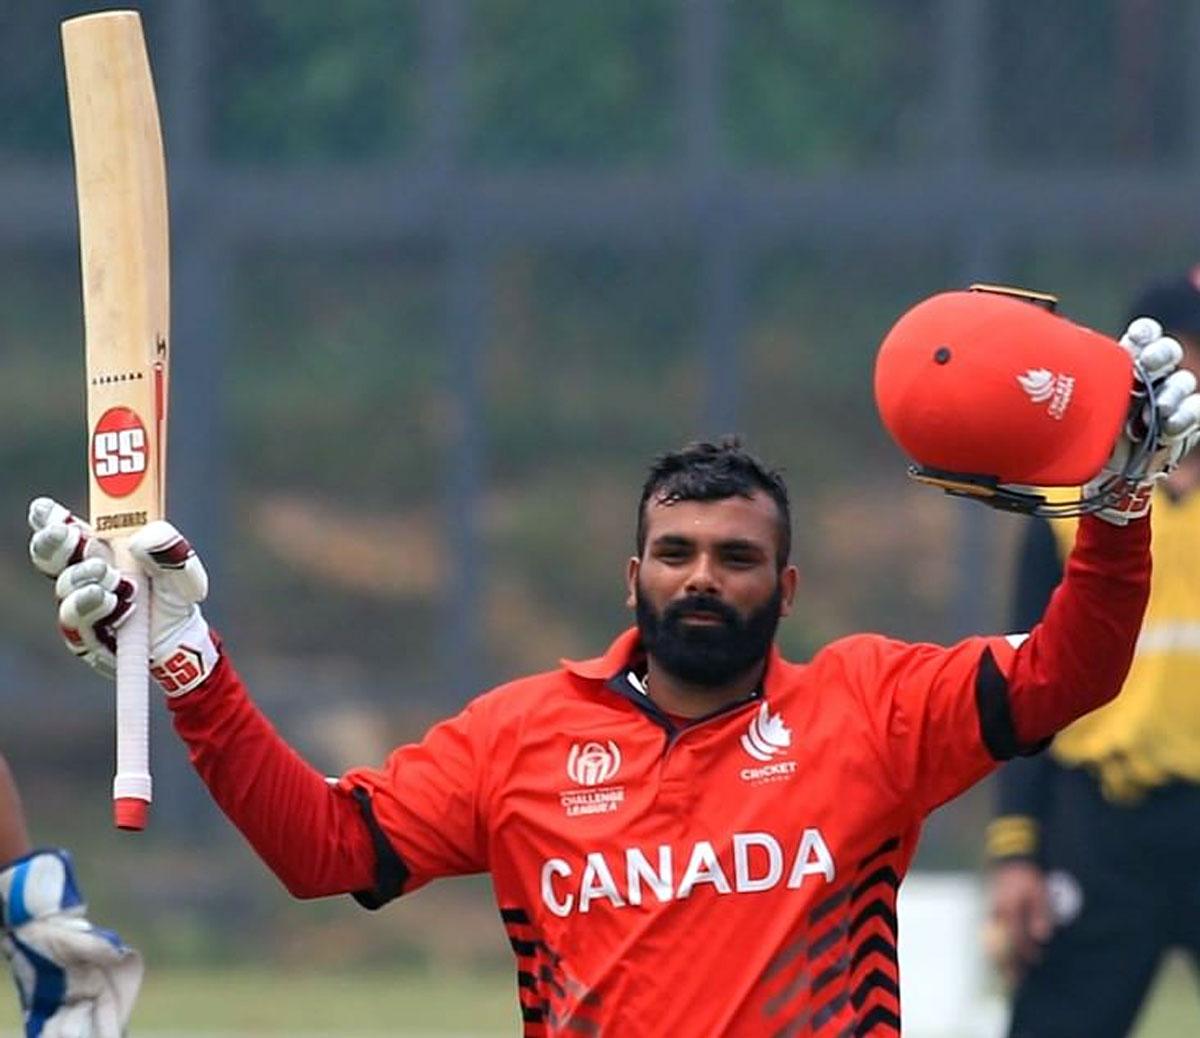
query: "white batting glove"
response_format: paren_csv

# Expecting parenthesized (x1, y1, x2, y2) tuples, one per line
(1, 849, 143, 1038)
(29, 498, 219, 697)
(1083, 318, 1200, 524)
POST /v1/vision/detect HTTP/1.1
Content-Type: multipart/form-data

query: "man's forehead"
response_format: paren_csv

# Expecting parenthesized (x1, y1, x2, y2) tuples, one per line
(644, 492, 779, 539)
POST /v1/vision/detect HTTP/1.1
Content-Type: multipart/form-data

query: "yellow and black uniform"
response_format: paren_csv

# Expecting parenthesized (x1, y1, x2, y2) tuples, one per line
(987, 485, 1200, 1038)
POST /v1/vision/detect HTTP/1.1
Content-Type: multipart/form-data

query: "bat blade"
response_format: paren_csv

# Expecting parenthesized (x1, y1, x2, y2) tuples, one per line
(62, 10, 170, 831)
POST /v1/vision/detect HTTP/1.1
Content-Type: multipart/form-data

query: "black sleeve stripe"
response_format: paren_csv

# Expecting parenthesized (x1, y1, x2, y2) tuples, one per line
(975, 647, 1020, 760)
(349, 786, 411, 910)
(975, 647, 1051, 761)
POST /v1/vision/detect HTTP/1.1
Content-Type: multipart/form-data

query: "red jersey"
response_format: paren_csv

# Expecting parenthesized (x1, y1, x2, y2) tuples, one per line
(170, 515, 1150, 1036)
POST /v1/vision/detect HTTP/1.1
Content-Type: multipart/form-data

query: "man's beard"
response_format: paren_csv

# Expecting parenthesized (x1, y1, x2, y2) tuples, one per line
(635, 579, 783, 688)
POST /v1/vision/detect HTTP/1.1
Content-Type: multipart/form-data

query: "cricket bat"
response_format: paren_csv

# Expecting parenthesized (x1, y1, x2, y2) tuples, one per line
(62, 10, 170, 831)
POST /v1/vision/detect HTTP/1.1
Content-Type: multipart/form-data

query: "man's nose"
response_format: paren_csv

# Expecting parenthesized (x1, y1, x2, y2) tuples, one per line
(685, 554, 720, 595)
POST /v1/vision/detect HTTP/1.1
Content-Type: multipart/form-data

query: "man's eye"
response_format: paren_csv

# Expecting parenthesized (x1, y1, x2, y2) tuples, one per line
(725, 555, 755, 566)
(722, 552, 761, 567)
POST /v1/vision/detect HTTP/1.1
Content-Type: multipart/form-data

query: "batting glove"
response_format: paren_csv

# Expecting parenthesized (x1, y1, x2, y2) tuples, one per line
(1, 849, 143, 1038)
(1083, 317, 1200, 524)
(28, 498, 219, 697)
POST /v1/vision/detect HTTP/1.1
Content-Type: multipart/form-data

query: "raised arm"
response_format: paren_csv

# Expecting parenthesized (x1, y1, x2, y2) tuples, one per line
(1002, 513, 1149, 748)
(854, 508, 1150, 819)
(26, 501, 487, 908)
(26, 502, 379, 900)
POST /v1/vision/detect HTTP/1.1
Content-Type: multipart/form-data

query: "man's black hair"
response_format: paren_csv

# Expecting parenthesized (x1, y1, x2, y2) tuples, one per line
(636, 438, 792, 568)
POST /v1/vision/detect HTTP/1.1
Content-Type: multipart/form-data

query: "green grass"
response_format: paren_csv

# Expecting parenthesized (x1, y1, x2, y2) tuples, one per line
(1132, 954, 1200, 1038)
(0, 968, 519, 1036)
(0, 958, 1195, 1036)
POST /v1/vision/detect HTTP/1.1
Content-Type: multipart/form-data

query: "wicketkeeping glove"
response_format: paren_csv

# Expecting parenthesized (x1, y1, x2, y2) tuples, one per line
(28, 498, 219, 697)
(1083, 317, 1200, 525)
(1, 849, 143, 1038)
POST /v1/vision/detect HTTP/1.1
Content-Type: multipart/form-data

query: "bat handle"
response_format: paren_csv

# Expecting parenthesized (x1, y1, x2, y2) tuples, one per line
(113, 541, 151, 831)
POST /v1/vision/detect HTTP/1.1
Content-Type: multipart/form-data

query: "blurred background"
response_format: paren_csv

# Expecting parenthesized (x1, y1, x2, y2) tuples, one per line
(3, 0, 1200, 1034)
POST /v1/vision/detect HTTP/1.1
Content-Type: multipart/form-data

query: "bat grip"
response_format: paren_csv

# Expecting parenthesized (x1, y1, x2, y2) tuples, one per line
(113, 542, 151, 830)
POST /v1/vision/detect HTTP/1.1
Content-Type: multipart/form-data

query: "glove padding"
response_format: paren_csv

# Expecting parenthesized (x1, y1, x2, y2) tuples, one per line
(1, 850, 142, 1038)
(28, 499, 218, 697)
(1083, 317, 1200, 524)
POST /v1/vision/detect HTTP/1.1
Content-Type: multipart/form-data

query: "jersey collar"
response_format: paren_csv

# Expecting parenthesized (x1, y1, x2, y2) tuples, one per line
(562, 627, 786, 687)
(561, 628, 643, 681)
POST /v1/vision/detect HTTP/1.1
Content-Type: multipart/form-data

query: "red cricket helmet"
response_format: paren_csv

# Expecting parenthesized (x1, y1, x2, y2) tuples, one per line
(874, 285, 1139, 516)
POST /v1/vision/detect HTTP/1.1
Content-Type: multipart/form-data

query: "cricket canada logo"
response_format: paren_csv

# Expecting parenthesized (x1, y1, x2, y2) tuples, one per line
(741, 703, 791, 761)
(1017, 369, 1056, 403)
(1017, 368, 1075, 420)
(561, 741, 625, 817)
(91, 406, 149, 497)
(739, 703, 797, 784)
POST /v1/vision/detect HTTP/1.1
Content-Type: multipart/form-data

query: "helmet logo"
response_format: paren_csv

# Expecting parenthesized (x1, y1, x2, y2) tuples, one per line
(1017, 369, 1056, 402)
(1018, 369, 1075, 420)
(741, 703, 791, 762)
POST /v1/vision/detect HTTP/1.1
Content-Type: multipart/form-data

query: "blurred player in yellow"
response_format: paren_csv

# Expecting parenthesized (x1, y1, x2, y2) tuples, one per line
(986, 269, 1200, 1037)
(0, 751, 141, 1038)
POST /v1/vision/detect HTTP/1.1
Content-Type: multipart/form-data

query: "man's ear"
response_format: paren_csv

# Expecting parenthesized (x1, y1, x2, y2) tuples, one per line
(625, 556, 639, 609)
(778, 564, 799, 617)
